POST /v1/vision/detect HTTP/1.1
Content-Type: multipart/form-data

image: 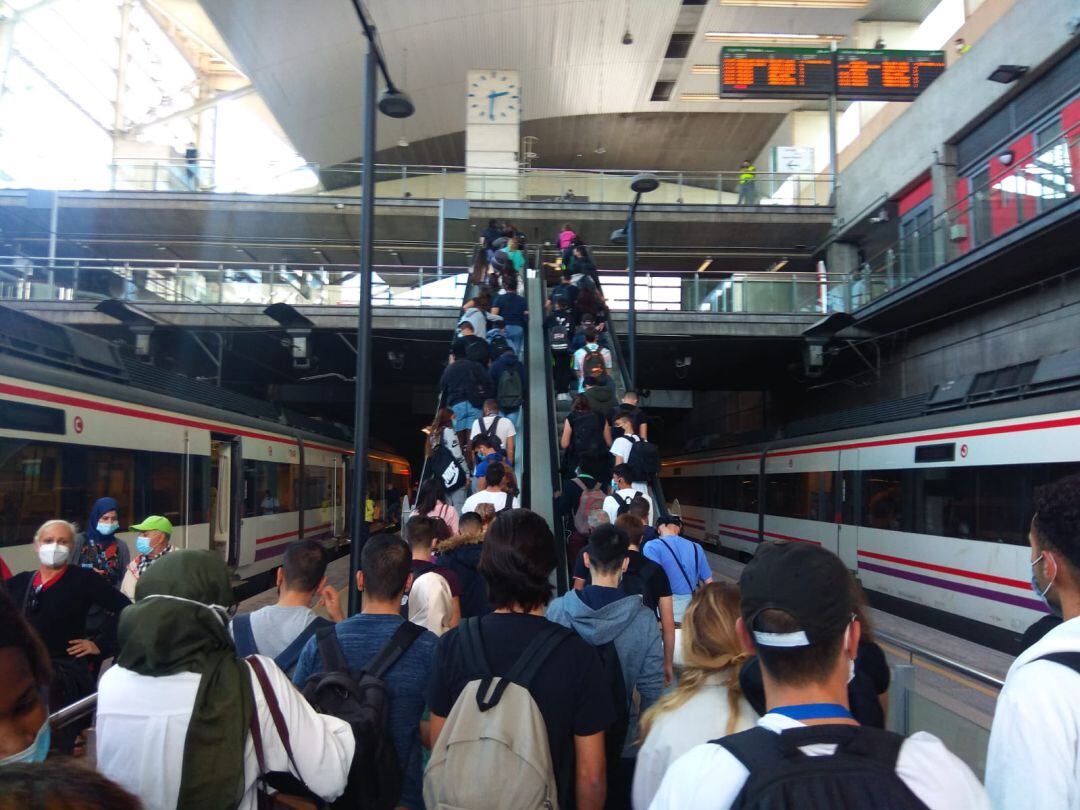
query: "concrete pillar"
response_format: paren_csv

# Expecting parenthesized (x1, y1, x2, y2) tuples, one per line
(827, 242, 860, 311)
(932, 143, 959, 263)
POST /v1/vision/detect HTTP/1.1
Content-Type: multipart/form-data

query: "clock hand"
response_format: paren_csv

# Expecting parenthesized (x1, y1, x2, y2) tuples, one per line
(491, 91, 509, 99)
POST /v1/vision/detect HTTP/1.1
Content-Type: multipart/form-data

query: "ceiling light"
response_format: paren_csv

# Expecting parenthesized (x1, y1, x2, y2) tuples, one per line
(397, 136, 409, 147)
(706, 32, 845, 45)
(717, 0, 867, 7)
(987, 64, 1028, 84)
(594, 145, 607, 155)
(767, 259, 789, 272)
(697, 258, 713, 273)
(622, 29, 633, 45)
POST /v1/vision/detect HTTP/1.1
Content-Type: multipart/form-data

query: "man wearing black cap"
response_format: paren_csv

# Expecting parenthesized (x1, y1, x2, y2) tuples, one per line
(649, 541, 989, 809)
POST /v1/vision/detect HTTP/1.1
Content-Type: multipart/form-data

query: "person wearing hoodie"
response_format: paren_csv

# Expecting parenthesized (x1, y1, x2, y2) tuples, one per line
(546, 522, 663, 810)
(73, 497, 130, 589)
(987, 472, 1080, 810)
(434, 512, 489, 619)
(583, 376, 616, 419)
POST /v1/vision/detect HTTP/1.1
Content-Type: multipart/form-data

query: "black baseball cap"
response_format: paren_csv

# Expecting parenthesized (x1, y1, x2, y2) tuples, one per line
(739, 541, 852, 648)
(656, 514, 682, 530)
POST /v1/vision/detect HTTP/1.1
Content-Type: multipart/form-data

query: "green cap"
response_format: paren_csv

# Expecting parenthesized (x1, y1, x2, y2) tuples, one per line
(131, 515, 173, 535)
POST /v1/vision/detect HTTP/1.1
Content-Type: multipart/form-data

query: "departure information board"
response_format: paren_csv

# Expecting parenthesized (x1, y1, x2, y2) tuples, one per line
(835, 49, 945, 99)
(721, 47, 835, 98)
(720, 47, 946, 101)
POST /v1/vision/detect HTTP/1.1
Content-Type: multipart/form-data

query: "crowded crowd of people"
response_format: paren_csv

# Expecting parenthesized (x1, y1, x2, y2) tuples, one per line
(1, 218, 1079, 810)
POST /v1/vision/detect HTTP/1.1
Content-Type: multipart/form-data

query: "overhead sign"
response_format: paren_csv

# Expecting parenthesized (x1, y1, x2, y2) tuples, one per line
(774, 146, 815, 173)
(721, 47, 835, 98)
(720, 47, 946, 102)
(835, 49, 946, 100)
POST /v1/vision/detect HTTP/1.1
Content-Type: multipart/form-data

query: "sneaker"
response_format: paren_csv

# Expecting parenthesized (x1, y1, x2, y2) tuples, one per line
(557, 393, 570, 402)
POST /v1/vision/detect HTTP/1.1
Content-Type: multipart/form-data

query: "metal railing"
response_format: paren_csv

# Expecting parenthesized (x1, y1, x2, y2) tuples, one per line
(23, 158, 837, 207)
(855, 122, 1078, 307)
(49, 693, 97, 730)
(0, 256, 859, 316)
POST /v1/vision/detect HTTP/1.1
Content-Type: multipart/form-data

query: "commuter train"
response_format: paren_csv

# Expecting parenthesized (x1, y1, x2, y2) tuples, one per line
(0, 311, 410, 583)
(662, 390, 1080, 648)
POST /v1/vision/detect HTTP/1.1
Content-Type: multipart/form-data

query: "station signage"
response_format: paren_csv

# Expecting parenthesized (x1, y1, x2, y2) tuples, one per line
(721, 47, 946, 101)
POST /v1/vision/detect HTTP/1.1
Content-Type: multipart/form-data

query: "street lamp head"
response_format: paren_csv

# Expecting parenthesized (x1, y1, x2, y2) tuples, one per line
(378, 89, 415, 118)
(630, 173, 660, 194)
(610, 227, 628, 245)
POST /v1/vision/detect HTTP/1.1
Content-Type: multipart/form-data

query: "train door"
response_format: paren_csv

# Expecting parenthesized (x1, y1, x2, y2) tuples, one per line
(836, 450, 859, 571)
(209, 436, 242, 566)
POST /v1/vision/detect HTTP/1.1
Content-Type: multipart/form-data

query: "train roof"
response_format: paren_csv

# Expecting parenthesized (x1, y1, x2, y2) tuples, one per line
(0, 304, 356, 447)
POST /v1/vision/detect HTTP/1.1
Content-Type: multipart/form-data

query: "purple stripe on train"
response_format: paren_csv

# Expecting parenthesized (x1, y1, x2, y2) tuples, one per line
(253, 533, 334, 562)
(858, 560, 1049, 614)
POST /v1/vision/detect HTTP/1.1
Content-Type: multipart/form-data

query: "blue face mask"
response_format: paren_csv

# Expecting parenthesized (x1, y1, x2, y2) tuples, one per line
(0, 719, 50, 766)
(136, 535, 153, 555)
(1031, 554, 1063, 619)
(96, 521, 119, 536)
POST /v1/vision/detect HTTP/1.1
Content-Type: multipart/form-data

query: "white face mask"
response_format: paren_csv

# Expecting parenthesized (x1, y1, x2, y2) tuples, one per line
(143, 594, 235, 628)
(37, 543, 70, 567)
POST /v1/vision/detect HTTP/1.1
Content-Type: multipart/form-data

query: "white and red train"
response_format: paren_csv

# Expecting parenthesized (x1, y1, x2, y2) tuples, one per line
(0, 318, 409, 583)
(662, 393, 1080, 648)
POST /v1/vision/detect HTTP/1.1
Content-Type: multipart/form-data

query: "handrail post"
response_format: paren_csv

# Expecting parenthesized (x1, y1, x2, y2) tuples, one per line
(888, 664, 915, 735)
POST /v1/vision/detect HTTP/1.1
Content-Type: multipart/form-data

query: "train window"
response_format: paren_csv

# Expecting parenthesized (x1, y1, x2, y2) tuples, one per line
(0, 440, 61, 547)
(765, 472, 832, 521)
(135, 453, 184, 527)
(718, 475, 759, 513)
(0, 401, 65, 435)
(189, 456, 210, 525)
(861, 470, 911, 532)
(304, 466, 332, 510)
(244, 460, 298, 516)
(663, 474, 705, 506)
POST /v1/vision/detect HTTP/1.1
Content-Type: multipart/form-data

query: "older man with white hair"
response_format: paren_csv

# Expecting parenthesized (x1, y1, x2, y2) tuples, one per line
(5, 518, 131, 751)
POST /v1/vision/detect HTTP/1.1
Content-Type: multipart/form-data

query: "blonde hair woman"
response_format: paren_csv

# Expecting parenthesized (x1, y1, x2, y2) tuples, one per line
(632, 583, 758, 810)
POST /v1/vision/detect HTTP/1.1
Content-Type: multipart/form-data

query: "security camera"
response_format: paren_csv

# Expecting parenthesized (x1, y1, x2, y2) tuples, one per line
(674, 356, 692, 369)
(387, 350, 405, 370)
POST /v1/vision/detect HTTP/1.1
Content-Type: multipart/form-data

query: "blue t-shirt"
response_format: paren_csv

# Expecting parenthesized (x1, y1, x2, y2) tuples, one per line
(474, 451, 505, 479)
(493, 293, 528, 326)
(642, 535, 711, 595)
(293, 614, 437, 810)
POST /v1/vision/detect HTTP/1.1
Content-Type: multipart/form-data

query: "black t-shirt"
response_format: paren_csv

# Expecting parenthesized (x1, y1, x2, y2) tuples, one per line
(427, 613, 616, 809)
(7, 566, 131, 660)
(572, 549, 672, 616)
(609, 404, 647, 438)
(492, 293, 528, 326)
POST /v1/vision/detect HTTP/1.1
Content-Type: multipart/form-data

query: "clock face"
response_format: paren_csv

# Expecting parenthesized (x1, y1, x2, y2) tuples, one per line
(466, 70, 521, 124)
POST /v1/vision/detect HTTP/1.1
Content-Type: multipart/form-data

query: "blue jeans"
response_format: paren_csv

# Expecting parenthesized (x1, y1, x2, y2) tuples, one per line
(503, 408, 521, 430)
(505, 324, 525, 357)
(451, 400, 482, 431)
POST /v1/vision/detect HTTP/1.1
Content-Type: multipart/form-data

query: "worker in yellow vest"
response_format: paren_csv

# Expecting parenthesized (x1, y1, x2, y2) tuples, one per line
(738, 159, 757, 205)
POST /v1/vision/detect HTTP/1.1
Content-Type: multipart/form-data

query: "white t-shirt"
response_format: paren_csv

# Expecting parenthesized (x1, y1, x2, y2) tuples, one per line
(96, 658, 355, 810)
(461, 490, 519, 514)
(610, 436, 648, 493)
(647, 712, 990, 810)
(603, 488, 654, 525)
(470, 414, 516, 448)
(986, 615, 1080, 810)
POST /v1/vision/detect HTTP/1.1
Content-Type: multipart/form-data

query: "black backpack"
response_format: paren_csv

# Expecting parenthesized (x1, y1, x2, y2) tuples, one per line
(625, 436, 660, 481)
(301, 623, 425, 810)
(428, 442, 466, 493)
(464, 338, 490, 365)
(479, 416, 504, 451)
(715, 724, 929, 810)
(550, 313, 573, 353)
(467, 364, 494, 409)
(570, 411, 605, 460)
(596, 642, 629, 781)
(615, 492, 645, 517)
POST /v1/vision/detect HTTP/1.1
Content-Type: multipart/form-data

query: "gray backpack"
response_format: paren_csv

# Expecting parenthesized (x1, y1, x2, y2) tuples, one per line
(424, 618, 573, 810)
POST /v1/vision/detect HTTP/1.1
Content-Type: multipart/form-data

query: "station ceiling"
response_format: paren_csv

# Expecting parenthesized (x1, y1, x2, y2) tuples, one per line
(196, 0, 944, 171)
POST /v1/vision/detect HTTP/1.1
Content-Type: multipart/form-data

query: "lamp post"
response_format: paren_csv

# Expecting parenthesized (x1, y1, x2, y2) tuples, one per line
(348, 0, 414, 615)
(610, 173, 658, 390)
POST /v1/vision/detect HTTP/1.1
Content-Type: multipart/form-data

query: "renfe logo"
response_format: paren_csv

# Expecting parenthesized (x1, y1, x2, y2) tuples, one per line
(73, 415, 84, 434)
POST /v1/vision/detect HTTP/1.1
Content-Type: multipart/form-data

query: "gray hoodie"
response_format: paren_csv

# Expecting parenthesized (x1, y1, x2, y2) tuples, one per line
(546, 588, 664, 755)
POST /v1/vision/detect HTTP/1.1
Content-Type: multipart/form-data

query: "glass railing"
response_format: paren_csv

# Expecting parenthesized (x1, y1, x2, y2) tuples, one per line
(593, 268, 852, 315)
(0, 256, 864, 316)
(856, 122, 1078, 307)
(878, 629, 1004, 780)
(27, 159, 837, 207)
(0, 257, 473, 309)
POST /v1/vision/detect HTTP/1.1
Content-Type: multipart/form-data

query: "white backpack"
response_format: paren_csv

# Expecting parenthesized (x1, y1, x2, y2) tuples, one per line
(424, 619, 573, 810)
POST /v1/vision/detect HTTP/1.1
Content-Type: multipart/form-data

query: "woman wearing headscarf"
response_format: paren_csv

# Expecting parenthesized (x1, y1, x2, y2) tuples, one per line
(95, 550, 354, 810)
(73, 497, 130, 589)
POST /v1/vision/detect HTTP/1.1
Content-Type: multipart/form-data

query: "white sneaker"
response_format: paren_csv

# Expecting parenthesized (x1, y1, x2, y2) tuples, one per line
(557, 393, 570, 402)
